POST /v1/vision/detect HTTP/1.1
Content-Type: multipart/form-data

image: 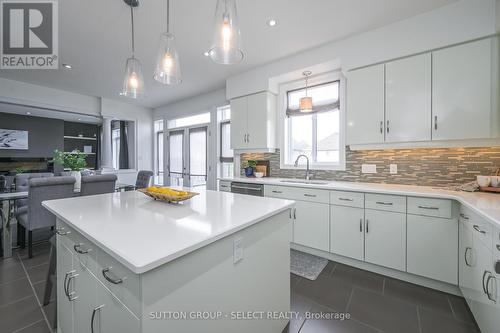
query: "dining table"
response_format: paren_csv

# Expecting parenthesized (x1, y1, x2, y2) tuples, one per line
(0, 182, 135, 258)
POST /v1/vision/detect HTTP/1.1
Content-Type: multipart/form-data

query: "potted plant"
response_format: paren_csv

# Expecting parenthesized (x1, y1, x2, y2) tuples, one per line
(53, 149, 87, 190)
(242, 160, 257, 177)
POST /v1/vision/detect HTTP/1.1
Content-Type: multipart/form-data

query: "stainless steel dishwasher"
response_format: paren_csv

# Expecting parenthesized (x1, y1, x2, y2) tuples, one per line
(230, 182, 264, 197)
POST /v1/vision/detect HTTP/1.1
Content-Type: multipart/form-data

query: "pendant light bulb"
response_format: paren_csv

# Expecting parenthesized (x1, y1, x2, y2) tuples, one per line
(209, 0, 244, 65)
(121, 2, 145, 99)
(154, 0, 182, 85)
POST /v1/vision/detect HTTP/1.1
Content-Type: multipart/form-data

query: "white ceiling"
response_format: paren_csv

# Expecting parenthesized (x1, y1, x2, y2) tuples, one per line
(0, 102, 102, 123)
(0, 0, 457, 109)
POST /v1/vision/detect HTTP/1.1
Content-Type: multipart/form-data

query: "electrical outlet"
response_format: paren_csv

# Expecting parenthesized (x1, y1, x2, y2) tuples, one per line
(233, 237, 244, 264)
(390, 164, 398, 174)
(361, 164, 377, 174)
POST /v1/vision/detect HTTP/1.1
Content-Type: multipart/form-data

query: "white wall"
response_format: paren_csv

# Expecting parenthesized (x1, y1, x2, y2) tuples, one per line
(0, 77, 100, 116)
(154, 88, 226, 120)
(227, 0, 498, 99)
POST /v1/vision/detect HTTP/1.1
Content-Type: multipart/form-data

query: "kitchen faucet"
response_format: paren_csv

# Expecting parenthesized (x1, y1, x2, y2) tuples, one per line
(294, 155, 312, 180)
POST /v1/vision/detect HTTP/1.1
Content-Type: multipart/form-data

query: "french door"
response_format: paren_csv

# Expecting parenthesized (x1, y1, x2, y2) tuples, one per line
(166, 125, 208, 189)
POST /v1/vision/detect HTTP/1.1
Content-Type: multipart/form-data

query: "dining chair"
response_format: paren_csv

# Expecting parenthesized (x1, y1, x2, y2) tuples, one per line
(14, 173, 54, 247)
(135, 170, 154, 189)
(80, 174, 118, 196)
(17, 176, 75, 258)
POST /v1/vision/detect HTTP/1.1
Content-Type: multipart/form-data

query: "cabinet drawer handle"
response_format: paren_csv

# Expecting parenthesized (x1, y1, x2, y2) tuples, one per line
(304, 194, 317, 198)
(482, 270, 491, 294)
(386, 120, 390, 133)
(63, 272, 71, 297)
(434, 115, 438, 130)
(74, 243, 92, 254)
(66, 271, 79, 302)
(56, 227, 71, 236)
(91, 304, 105, 333)
(375, 201, 393, 206)
(366, 219, 369, 233)
(339, 198, 353, 202)
(379, 121, 383, 134)
(272, 190, 283, 194)
(459, 213, 469, 220)
(359, 218, 363, 232)
(473, 225, 486, 234)
(102, 267, 123, 284)
(293, 208, 296, 220)
(496, 245, 500, 252)
(486, 275, 496, 303)
(464, 247, 472, 267)
(417, 205, 439, 210)
(247, 133, 250, 142)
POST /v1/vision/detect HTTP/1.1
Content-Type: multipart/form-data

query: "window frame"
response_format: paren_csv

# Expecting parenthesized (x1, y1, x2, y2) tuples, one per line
(278, 71, 346, 171)
(219, 120, 233, 163)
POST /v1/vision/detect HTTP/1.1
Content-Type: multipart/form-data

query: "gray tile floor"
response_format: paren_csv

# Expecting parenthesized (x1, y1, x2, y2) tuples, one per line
(0, 243, 480, 333)
(284, 261, 480, 333)
(0, 242, 54, 333)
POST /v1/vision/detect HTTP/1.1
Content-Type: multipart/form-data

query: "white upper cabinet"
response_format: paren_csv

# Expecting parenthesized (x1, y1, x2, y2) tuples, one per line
(230, 91, 276, 150)
(385, 54, 431, 142)
(346, 64, 385, 145)
(432, 38, 493, 140)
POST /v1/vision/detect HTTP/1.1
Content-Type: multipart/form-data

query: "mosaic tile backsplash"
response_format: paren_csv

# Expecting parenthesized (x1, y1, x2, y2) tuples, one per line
(240, 147, 500, 187)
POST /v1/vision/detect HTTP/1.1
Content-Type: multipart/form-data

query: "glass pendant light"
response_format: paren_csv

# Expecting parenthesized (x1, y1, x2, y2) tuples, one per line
(121, 0, 145, 99)
(154, 0, 182, 85)
(208, 0, 244, 65)
(300, 71, 313, 113)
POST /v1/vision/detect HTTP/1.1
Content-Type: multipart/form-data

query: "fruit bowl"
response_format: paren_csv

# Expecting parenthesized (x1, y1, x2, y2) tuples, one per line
(138, 187, 199, 203)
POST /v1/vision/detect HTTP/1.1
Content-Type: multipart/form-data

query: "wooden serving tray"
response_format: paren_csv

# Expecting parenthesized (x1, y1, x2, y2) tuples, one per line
(138, 188, 199, 203)
(479, 187, 500, 193)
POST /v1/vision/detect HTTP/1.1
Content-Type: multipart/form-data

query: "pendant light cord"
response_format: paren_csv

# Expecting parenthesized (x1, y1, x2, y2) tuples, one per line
(130, 4, 135, 57)
(166, 0, 170, 33)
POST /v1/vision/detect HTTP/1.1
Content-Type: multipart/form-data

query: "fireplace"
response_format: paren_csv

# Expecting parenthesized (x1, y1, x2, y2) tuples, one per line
(0, 157, 54, 176)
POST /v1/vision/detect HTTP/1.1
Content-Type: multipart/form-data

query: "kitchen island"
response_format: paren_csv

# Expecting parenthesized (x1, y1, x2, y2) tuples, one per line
(43, 189, 294, 333)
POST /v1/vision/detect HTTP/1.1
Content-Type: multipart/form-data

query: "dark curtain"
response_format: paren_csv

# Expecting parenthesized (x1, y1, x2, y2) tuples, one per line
(119, 121, 129, 169)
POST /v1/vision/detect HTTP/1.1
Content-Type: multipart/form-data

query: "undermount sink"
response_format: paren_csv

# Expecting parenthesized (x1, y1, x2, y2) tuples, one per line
(279, 179, 330, 185)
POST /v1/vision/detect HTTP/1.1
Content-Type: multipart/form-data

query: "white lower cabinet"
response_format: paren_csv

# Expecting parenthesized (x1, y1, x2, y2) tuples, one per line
(97, 287, 141, 333)
(330, 205, 364, 261)
(73, 260, 98, 333)
(364, 209, 406, 271)
(407, 215, 458, 284)
(57, 239, 75, 333)
(459, 217, 474, 301)
(293, 200, 329, 252)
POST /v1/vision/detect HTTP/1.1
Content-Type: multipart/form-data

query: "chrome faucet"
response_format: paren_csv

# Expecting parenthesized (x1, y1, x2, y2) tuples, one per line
(294, 155, 312, 180)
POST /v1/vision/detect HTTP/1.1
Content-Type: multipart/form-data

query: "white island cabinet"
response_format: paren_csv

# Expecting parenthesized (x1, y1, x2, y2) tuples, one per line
(44, 190, 294, 333)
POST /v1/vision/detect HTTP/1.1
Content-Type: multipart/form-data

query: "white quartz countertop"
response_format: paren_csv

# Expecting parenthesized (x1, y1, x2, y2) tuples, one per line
(43, 190, 294, 274)
(220, 177, 500, 229)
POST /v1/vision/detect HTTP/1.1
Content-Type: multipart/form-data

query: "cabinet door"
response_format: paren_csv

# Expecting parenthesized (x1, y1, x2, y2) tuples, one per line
(330, 205, 364, 261)
(365, 209, 406, 271)
(346, 64, 385, 145)
(246, 92, 270, 149)
(97, 286, 140, 333)
(57, 240, 74, 333)
(73, 260, 98, 333)
(293, 201, 329, 251)
(230, 96, 247, 149)
(385, 54, 431, 142)
(459, 220, 474, 301)
(432, 38, 492, 140)
(407, 215, 458, 284)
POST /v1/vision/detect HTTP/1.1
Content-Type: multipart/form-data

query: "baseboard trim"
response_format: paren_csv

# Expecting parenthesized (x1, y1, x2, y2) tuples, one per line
(291, 243, 462, 296)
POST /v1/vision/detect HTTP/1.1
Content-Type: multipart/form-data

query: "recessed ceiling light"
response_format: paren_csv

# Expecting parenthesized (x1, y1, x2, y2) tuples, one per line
(203, 51, 210, 57)
(78, 118, 82, 121)
(26, 112, 31, 115)
(267, 19, 277, 27)
(62, 63, 72, 69)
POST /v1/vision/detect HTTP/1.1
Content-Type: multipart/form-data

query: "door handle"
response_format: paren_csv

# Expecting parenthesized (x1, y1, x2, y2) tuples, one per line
(386, 120, 390, 133)
(434, 115, 438, 130)
(102, 267, 124, 284)
(379, 121, 383, 134)
(293, 208, 296, 220)
(359, 218, 363, 232)
(486, 275, 496, 303)
(365, 219, 369, 233)
(247, 133, 250, 142)
(65, 271, 79, 302)
(482, 270, 491, 294)
(91, 304, 105, 333)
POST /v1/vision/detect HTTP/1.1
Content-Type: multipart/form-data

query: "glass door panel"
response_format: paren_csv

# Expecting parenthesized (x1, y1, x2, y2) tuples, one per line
(188, 127, 207, 189)
(168, 130, 184, 187)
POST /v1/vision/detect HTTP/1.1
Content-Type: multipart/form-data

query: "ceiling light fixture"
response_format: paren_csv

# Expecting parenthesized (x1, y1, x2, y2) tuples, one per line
(267, 19, 277, 27)
(121, 0, 145, 99)
(62, 63, 72, 69)
(203, 51, 210, 57)
(300, 71, 313, 113)
(208, 0, 243, 65)
(26, 112, 31, 115)
(153, 0, 182, 85)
